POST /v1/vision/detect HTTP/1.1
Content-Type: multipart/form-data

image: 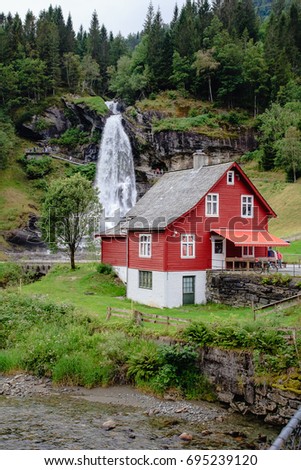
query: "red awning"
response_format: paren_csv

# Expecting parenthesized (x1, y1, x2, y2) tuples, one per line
(213, 229, 289, 247)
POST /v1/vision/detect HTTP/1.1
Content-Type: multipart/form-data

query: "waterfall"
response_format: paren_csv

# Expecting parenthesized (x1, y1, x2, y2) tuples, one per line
(95, 101, 137, 229)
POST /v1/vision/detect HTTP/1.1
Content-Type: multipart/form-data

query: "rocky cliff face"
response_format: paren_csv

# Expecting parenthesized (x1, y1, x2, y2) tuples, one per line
(18, 98, 257, 201)
(19, 98, 257, 176)
(123, 108, 257, 188)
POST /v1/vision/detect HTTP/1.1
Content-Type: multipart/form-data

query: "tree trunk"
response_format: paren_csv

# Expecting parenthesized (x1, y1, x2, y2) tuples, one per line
(208, 75, 213, 102)
(70, 247, 76, 270)
(293, 163, 297, 183)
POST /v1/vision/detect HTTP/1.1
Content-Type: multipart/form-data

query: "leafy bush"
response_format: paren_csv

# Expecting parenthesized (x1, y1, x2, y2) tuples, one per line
(0, 262, 23, 288)
(127, 341, 161, 384)
(35, 118, 49, 131)
(52, 128, 89, 149)
(66, 163, 96, 181)
(261, 273, 292, 286)
(96, 263, 114, 275)
(213, 325, 252, 348)
(0, 262, 37, 289)
(24, 157, 53, 179)
(182, 322, 214, 345)
(240, 149, 263, 163)
(219, 110, 248, 126)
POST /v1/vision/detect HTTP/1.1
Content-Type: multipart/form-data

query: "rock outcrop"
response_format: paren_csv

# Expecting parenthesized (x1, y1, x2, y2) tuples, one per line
(18, 98, 257, 193)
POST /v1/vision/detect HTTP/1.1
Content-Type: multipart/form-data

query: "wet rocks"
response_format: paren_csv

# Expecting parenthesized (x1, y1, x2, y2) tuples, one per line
(179, 432, 193, 441)
(102, 419, 117, 430)
(0, 374, 52, 398)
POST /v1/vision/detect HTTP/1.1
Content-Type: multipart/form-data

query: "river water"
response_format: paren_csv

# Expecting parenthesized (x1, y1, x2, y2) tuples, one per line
(0, 379, 280, 450)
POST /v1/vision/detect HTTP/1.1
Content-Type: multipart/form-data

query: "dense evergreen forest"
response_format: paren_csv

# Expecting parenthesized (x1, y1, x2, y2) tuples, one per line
(0, 0, 301, 178)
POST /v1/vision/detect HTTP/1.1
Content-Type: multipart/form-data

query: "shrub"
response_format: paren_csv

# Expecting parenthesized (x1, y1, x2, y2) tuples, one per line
(66, 163, 96, 181)
(182, 322, 214, 346)
(96, 263, 114, 275)
(127, 342, 161, 384)
(219, 110, 248, 126)
(261, 273, 292, 286)
(213, 325, 252, 348)
(51, 128, 89, 149)
(24, 157, 53, 179)
(0, 262, 23, 288)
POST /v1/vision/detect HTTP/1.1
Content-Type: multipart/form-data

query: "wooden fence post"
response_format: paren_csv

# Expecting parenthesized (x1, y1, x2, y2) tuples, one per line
(251, 301, 256, 321)
(106, 306, 112, 320)
(134, 310, 142, 325)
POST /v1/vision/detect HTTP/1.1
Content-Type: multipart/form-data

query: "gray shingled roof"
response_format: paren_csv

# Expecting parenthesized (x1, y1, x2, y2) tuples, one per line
(125, 162, 234, 230)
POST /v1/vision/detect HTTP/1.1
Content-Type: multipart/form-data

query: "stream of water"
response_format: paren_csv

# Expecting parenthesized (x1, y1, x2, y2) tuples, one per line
(0, 385, 280, 450)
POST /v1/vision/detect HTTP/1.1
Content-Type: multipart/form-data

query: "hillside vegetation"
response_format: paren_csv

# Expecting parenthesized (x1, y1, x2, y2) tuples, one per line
(244, 162, 301, 239)
(0, 263, 300, 392)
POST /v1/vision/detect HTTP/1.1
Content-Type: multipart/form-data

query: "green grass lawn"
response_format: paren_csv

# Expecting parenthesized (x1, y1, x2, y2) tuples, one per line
(21, 263, 301, 333)
(278, 240, 301, 264)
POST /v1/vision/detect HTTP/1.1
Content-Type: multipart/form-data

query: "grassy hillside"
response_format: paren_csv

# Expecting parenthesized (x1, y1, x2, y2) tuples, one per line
(0, 137, 85, 256)
(0, 139, 39, 253)
(244, 161, 301, 239)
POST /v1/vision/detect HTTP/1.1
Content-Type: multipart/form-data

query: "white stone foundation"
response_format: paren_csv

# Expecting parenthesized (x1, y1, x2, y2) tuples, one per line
(126, 269, 207, 308)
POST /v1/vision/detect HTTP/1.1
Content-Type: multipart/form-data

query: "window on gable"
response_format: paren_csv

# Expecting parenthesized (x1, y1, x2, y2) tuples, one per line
(139, 234, 151, 257)
(241, 195, 254, 218)
(181, 234, 195, 258)
(227, 171, 234, 185)
(242, 246, 254, 257)
(139, 271, 152, 289)
(206, 193, 219, 216)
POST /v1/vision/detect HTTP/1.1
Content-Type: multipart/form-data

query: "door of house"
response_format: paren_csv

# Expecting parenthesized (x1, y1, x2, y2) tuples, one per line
(182, 276, 195, 305)
(211, 236, 226, 269)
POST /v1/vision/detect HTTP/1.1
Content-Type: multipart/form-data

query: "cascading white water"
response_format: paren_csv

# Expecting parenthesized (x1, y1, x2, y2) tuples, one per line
(95, 101, 137, 228)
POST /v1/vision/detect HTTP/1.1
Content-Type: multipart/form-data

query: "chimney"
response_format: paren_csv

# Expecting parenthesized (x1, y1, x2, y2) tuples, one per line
(193, 150, 211, 169)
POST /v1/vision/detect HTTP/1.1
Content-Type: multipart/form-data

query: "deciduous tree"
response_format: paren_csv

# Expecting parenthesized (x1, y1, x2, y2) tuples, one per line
(39, 174, 101, 270)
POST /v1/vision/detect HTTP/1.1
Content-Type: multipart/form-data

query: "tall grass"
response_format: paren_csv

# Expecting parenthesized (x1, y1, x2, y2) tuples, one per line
(1, 289, 299, 394)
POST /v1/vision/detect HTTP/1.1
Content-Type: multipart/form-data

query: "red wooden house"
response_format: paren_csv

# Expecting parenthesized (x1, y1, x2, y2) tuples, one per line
(100, 155, 288, 308)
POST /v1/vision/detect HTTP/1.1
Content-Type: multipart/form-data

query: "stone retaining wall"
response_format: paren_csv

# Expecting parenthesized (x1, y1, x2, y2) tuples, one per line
(206, 271, 301, 307)
(199, 346, 301, 425)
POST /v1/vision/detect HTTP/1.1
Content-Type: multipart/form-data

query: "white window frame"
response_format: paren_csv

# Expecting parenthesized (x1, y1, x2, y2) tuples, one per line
(242, 246, 254, 257)
(139, 234, 152, 258)
(206, 193, 219, 217)
(227, 171, 234, 185)
(241, 195, 254, 218)
(181, 234, 195, 258)
(139, 271, 152, 289)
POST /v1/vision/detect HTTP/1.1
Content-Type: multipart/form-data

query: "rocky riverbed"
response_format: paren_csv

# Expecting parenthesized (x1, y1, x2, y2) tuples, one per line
(0, 374, 281, 450)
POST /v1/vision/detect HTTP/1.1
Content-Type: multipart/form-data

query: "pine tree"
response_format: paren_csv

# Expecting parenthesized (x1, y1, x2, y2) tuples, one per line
(76, 25, 88, 58)
(23, 10, 37, 56)
(36, 16, 61, 93)
(99, 24, 109, 93)
(88, 10, 101, 63)
(64, 14, 76, 54)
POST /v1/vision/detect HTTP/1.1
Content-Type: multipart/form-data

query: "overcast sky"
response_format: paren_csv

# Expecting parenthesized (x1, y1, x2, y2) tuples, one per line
(2, 0, 187, 36)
